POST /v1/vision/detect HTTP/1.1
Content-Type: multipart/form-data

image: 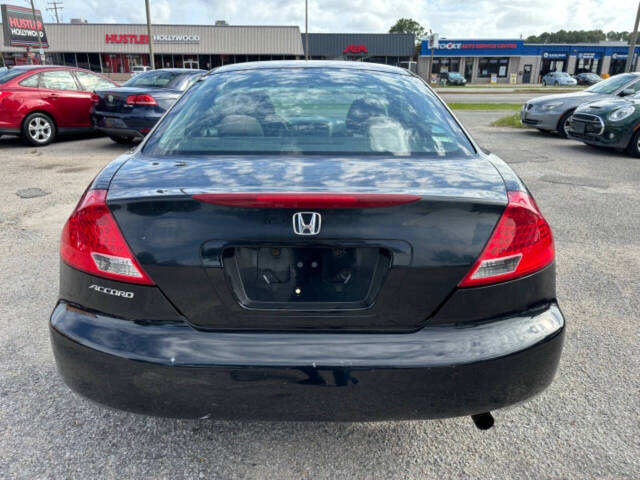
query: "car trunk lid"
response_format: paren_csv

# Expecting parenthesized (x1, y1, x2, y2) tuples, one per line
(107, 154, 507, 331)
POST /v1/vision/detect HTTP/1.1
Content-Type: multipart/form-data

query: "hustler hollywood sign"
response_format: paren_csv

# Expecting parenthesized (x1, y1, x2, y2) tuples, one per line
(105, 33, 201, 44)
(1, 4, 49, 48)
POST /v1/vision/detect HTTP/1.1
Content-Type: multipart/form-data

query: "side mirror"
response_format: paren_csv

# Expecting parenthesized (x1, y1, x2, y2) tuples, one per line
(619, 89, 635, 97)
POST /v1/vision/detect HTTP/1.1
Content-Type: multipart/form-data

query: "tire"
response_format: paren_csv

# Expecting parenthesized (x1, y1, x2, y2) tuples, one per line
(554, 81, 559, 86)
(556, 110, 574, 139)
(542, 80, 546, 86)
(626, 129, 640, 158)
(109, 135, 135, 144)
(22, 112, 56, 146)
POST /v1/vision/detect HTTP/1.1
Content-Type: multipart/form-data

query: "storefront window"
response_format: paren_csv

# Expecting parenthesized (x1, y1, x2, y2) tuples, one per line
(88, 53, 101, 72)
(63, 53, 76, 67)
(199, 55, 212, 69)
(76, 53, 90, 70)
(477, 57, 509, 78)
(102, 54, 123, 73)
(609, 58, 627, 76)
(575, 57, 600, 75)
(432, 57, 461, 74)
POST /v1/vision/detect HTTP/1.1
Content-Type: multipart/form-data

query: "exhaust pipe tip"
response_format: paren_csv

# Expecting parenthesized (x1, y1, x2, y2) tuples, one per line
(471, 412, 494, 430)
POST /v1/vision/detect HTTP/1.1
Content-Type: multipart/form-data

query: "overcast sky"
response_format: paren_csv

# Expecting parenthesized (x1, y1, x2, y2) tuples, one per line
(34, 0, 636, 39)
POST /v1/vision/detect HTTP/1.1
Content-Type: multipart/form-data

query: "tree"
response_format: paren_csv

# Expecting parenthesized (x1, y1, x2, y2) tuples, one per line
(525, 29, 606, 43)
(389, 18, 426, 39)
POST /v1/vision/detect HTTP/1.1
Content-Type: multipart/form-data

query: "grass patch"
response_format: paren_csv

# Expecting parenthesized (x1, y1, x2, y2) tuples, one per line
(447, 103, 522, 111)
(490, 112, 528, 128)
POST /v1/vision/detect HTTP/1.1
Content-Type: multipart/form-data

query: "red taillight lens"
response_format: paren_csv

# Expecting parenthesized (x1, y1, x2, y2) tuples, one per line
(458, 191, 554, 287)
(192, 193, 421, 209)
(90, 93, 100, 105)
(126, 94, 157, 106)
(60, 189, 154, 285)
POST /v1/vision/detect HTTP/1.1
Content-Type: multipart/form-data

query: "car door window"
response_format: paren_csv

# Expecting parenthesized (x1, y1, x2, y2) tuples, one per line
(626, 80, 640, 94)
(19, 73, 40, 87)
(40, 71, 79, 91)
(74, 71, 115, 91)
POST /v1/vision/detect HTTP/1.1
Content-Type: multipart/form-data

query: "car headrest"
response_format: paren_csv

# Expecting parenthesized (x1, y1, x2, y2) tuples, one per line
(345, 98, 388, 135)
(217, 115, 264, 137)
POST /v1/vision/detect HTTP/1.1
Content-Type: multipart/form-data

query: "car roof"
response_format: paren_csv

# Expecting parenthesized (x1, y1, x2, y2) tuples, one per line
(10, 65, 71, 71)
(213, 60, 413, 76)
(149, 68, 207, 73)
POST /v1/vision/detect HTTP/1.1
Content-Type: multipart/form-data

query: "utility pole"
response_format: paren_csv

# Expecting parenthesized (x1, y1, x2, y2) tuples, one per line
(47, 1, 63, 23)
(29, 0, 45, 64)
(304, 0, 309, 60)
(145, 0, 155, 69)
(428, 30, 437, 85)
(626, 1, 640, 72)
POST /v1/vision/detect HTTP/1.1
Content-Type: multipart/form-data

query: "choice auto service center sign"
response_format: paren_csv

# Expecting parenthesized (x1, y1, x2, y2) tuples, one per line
(1, 4, 48, 48)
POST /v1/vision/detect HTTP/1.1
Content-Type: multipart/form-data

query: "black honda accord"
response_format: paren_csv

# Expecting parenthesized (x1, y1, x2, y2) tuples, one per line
(50, 61, 564, 428)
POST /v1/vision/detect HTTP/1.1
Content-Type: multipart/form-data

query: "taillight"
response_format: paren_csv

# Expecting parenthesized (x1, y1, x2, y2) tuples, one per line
(458, 191, 554, 287)
(192, 193, 421, 209)
(90, 93, 100, 105)
(126, 94, 157, 106)
(60, 189, 154, 285)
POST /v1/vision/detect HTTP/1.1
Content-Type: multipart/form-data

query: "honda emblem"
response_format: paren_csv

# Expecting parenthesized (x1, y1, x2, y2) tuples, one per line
(292, 212, 321, 236)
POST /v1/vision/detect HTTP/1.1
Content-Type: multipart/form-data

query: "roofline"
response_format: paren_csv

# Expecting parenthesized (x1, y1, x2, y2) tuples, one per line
(12, 23, 303, 29)
(304, 32, 414, 36)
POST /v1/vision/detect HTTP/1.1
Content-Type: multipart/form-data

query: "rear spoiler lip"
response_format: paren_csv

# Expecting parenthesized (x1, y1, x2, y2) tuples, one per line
(104, 188, 509, 206)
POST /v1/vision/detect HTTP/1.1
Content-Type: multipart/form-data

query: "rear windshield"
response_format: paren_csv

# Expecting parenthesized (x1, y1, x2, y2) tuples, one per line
(0, 68, 28, 84)
(143, 68, 475, 157)
(123, 70, 181, 88)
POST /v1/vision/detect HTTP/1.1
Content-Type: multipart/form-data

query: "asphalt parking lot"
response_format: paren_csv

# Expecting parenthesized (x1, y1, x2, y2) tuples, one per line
(1, 106, 639, 479)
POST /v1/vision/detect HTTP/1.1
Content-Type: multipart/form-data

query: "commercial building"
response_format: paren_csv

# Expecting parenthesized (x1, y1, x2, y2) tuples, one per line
(0, 22, 305, 79)
(302, 33, 415, 66)
(418, 39, 640, 84)
(0, 22, 416, 80)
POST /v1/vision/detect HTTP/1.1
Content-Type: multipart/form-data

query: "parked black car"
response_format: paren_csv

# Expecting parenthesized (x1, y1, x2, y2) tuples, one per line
(574, 72, 602, 86)
(51, 61, 564, 427)
(90, 68, 206, 143)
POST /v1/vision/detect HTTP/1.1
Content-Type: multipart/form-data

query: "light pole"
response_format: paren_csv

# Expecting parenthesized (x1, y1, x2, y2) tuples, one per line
(626, 1, 640, 72)
(145, 0, 155, 69)
(29, 0, 45, 64)
(304, 0, 309, 60)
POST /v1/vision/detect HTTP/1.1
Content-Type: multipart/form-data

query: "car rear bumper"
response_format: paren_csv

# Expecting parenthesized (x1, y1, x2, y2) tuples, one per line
(91, 111, 161, 137)
(95, 126, 145, 138)
(50, 301, 565, 421)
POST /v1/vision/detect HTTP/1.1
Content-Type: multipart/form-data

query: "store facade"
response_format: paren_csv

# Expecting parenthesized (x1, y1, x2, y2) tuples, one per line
(303, 33, 415, 66)
(0, 23, 305, 79)
(419, 39, 640, 84)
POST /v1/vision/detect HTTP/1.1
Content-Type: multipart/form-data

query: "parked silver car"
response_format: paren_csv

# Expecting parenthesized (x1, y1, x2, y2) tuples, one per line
(521, 73, 640, 137)
(542, 71, 578, 86)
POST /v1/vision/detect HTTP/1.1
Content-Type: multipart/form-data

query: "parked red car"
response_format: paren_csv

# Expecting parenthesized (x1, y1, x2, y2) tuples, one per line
(0, 65, 118, 146)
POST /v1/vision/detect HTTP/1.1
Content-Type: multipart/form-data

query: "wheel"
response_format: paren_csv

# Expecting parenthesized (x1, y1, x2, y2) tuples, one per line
(556, 110, 574, 138)
(22, 112, 55, 146)
(554, 81, 559, 86)
(109, 135, 135, 144)
(542, 80, 546, 86)
(627, 129, 640, 158)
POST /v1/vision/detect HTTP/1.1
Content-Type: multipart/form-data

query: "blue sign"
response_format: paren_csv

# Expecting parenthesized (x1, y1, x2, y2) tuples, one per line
(577, 52, 601, 59)
(421, 39, 537, 56)
(542, 52, 567, 59)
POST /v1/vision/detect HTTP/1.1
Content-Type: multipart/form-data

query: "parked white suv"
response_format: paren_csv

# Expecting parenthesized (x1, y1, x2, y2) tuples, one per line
(131, 65, 153, 77)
